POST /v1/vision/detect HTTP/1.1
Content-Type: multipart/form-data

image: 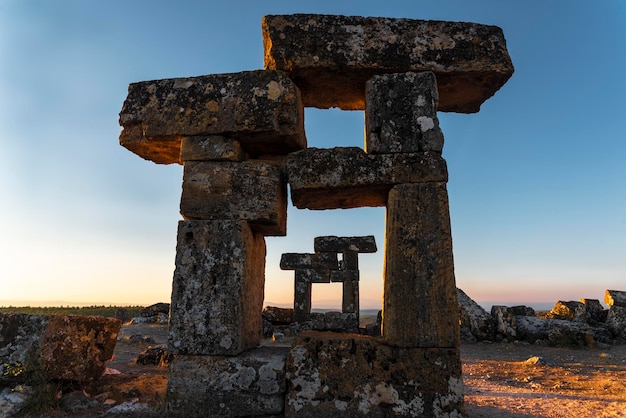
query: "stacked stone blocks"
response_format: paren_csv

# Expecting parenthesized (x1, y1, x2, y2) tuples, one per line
(119, 12, 513, 417)
(280, 236, 376, 331)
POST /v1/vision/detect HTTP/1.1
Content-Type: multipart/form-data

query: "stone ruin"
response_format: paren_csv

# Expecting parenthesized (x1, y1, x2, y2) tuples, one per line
(280, 235, 377, 333)
(118, 14, 513, 417)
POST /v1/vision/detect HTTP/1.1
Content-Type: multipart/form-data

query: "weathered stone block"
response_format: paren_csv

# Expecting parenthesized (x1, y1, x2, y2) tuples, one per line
(549, 300, 584, 320)
(263, 14, 514, 112)
(457, 288, 496, 342)
(309, 312, 359, 332)
(180, 160, 286, 236)
(329, 269, 358, 283)
(119, 70, 306, 164)
(491, 305, 517, 339)
(263, 306, 295, 325)
(606, 306, 626, 340)
(279, 252, 339, 270)
(180, 135, 244, 161)
(576, 298, 607, 324)
(169, 220, 266, 355)
(167, 346, 288, 416)
(285, 332, 463, 417)
(605, 289, 626, 308)
(365, 72, 444, 154)
(314, 235, 377, 253)
(0, 313, 120, 384)
(383, 183, 459, 348)
(286, 147, 447, 209)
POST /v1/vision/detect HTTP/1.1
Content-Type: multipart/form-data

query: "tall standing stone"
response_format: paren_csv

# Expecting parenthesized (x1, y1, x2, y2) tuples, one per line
(169, 220, 266, 356)
(383, 183, 460, 348)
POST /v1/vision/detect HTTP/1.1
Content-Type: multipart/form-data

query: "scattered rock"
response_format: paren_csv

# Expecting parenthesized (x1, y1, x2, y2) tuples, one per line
(549, 301, 583, 320)
(140, 302, 170, 318)
(262, 306, 295, 325)
(605, 290, 626, 308)
(105, 400, 149, 415)
(0, 313, 120, 384)
(0, 386, 30, 418)
(136, 344, 172, 366)
(60, 390, 99, 412)
(523, 356, 551, 366)
(458, 288, 496, 341)
(115, 308, 131, 324)
(606, 306, 626, 340)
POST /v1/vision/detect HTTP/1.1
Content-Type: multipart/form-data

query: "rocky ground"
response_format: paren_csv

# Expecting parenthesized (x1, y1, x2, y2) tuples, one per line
(19, 322, 626, 417)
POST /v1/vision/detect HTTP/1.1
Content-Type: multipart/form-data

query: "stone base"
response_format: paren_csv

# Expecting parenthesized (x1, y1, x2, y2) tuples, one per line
(167, 346, 289, 417)
(285, 331, 464, 417)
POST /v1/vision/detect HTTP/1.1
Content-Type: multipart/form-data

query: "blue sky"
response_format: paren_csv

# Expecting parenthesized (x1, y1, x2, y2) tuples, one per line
(1, 1, 624, 309)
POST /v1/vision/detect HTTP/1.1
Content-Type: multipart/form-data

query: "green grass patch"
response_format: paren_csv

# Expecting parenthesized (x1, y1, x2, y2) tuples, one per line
(0, 305, 144, 318)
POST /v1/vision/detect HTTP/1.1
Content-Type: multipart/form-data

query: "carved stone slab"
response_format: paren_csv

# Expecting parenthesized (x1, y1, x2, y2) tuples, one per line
(263, 14, 514, 112)
(119, 70, 306, 164)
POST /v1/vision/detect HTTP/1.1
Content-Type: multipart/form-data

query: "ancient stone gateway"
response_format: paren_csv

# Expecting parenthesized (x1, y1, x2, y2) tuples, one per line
(118, 14, 513, 417)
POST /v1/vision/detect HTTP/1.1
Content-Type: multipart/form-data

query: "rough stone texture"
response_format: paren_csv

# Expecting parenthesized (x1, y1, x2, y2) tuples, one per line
(549, 301, 584, 320)
(576, 298, 608, 324)
(606, 306, 626, 340)
(119, 70, 306, 164)
(365, 72, 444, 154)
(180, 135, 245, 162)
(286, 147, 447, 209)
(491, 306, 517, 339)
(263, 306, 295, 325)
(515, 316, 612, 347)
(285, 332, 463, 417)
(280, 252, 339, 270)
(263, 14, 514, 112)
(605, 289, 626, 308)
(180, 160, 287, 236)
(0, 313, 120, 384)
(383, 183, 459, 348)
(314, 235, 377, 253)
(139, 302, 170, 318)
(309, 312, 359, 332)
(457, 288, 496, 342)
(168, 220, 266, 355)
(167, 346, 288, 417)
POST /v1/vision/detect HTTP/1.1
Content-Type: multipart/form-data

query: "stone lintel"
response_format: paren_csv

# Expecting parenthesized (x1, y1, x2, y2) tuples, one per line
(314, 235, 377, 253)
(180, 160, 287, 236)
(167, 347, 288, 416)
(285, 331, 463, 417)
(295, 268, 331, 284)
(330, 269, 359, 283)
(180, 135, 245, 161)
(169, 220, 266, 356)
(263, 14, 514, 112)
(365, 71, 444, 154)
(287, 147, 447, 210)
(280, 252, 339, 270)
(383, 183, 460, 348)
(605, 290, 626, 308)
(119, 70, 306, 164)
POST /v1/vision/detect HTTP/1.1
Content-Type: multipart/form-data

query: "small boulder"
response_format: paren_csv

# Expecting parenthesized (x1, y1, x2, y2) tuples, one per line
(140, 302, 170, 318)
(136, 344, 172, 366)
(549, 301, 583, 320)
(605, 290, 626, 308)
(0, 313, 120, 384)
(457, 288, 496, 341)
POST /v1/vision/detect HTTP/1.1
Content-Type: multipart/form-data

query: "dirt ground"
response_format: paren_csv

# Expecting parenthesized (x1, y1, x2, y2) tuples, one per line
(77, 324, 626, 417)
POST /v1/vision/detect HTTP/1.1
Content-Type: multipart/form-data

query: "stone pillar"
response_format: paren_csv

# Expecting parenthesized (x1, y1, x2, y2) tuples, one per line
(169, 220, 266, 355)
(383, 182, 460, 347)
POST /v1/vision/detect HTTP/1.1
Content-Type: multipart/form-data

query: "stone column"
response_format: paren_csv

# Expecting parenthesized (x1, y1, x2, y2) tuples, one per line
(169, 220, 266, 355)
(383, 182, 460, 347)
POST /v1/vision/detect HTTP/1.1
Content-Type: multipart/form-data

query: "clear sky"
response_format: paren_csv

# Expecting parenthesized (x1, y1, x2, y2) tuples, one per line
(1, 1, 625, 310)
